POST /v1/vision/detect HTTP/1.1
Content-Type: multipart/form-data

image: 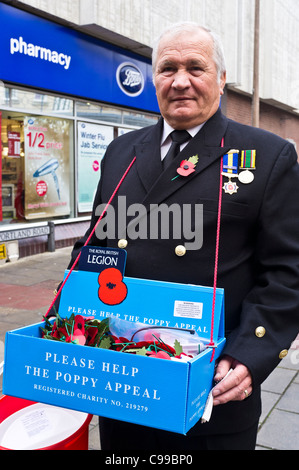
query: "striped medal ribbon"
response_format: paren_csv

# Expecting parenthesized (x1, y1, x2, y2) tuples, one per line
(238, 150, 256, 184)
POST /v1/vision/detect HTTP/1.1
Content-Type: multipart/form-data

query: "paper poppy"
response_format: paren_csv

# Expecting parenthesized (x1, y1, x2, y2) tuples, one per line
(85, 325, 99, 346)
(111, 335, 131, 351)
(177, 160, 196, 177)
(74, 315, 85, 334)
(147, 351, 171, 360)
(72, 329, 86, 345)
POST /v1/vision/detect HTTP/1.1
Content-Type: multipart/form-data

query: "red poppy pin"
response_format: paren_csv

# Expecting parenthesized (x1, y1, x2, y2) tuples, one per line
(172, 155, 199, 181)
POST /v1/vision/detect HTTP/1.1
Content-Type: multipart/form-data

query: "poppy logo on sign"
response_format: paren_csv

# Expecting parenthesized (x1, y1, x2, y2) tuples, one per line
(116, 62, 144, 97)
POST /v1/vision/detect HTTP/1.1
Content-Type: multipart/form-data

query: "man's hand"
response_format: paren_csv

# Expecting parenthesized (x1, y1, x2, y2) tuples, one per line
(212, 355, 253, 406)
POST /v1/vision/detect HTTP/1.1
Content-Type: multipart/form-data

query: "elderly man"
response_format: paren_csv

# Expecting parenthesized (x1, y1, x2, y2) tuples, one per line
(68, 22, 299, 450)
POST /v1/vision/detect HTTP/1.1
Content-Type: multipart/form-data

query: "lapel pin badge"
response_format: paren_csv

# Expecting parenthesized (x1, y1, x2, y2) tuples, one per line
(172, 155, 199, 181)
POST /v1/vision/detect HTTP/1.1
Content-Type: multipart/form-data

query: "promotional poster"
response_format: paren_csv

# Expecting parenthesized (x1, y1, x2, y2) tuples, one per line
(0, 111, 2, 221)
(24, 116, 71, 219)
(77, 122, 114, 213)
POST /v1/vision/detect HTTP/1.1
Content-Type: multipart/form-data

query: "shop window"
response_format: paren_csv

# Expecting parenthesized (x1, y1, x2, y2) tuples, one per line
(0, 111, 74, 223)
(3, 87, 74, 116)
(0, 86, 159, 224)
(0, 87, 12, 107)
(123, 110, 159, 127)
(1, 114, 24, 221)
(76, 101, 122, 124)
(0, 82, 5, 107)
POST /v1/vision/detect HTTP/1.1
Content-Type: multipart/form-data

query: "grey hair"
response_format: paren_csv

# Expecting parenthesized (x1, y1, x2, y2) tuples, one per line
(152, 22, 226, 82)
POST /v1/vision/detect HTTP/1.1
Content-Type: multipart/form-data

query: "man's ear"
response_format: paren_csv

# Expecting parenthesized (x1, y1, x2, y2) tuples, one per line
(220, 71, 226, 96)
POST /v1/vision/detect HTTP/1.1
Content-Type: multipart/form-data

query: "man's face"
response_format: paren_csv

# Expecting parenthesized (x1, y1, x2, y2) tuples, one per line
(154, 30, 226, 130)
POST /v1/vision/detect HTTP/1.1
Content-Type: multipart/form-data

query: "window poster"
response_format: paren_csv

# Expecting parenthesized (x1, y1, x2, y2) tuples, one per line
(24, 116, 71, 219)
(0, 111, 2, 221)
(7, 131, 20, 158)
(77, 122, 114, 212)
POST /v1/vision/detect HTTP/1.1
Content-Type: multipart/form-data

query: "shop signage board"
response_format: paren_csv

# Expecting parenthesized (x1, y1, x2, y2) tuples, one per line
(0, 3, 159, 113)
(0, 225, 50, 242)
(3, 261, 225, 434)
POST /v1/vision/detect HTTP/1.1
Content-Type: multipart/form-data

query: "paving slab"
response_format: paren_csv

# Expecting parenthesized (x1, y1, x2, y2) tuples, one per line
(261, 367, 297, 394)
(277, 382, 299, 414)
(260, 390, 280, 424)
(257, 409, 299, 450)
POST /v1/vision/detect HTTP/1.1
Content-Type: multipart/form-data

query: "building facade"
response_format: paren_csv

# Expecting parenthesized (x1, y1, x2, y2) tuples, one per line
(0, 0, 299, 259)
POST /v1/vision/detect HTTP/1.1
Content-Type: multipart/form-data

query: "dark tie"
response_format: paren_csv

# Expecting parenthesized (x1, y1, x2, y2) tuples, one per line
(163, 130, 190, 170)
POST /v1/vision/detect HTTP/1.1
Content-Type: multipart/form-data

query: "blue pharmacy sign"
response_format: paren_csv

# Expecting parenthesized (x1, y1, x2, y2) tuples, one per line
(0, 3, 159, 113)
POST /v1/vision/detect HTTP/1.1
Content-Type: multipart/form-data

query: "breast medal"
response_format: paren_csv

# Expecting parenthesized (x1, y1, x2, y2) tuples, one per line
(222, 149, 239, 195)
(238, 150, 256, 184)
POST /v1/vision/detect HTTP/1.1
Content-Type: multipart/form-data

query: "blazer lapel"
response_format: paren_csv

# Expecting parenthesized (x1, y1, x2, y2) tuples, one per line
(141, 109, 231, 208)
(133, 118, 163, 193)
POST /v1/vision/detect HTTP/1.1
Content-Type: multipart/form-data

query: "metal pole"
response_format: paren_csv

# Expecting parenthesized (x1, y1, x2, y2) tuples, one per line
(47, 221, 55, 252)
(252, 0, 260, 127)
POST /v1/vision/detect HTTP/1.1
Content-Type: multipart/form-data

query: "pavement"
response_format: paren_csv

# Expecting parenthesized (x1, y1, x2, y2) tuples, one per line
(0, 246, 298, 450)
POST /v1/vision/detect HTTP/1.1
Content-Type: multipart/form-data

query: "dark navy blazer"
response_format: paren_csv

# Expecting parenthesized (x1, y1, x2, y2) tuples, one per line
(70, 108, 299, 435)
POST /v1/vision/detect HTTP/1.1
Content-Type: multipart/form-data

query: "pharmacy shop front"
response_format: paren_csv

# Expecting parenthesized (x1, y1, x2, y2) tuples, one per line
(0, 3, 159, 258)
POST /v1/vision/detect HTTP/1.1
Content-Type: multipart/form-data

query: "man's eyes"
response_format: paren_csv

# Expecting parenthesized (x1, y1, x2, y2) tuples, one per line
(160, 65, 176, 73)
(188, 65, 204, 74)
(159, 65, 204, 74)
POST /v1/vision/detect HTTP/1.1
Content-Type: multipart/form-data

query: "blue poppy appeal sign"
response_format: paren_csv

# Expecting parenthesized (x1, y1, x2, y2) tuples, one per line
(0, 3, 159, 113)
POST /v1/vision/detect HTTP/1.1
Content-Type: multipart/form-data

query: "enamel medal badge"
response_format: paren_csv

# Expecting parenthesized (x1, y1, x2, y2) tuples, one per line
(222, 149, 239, 195)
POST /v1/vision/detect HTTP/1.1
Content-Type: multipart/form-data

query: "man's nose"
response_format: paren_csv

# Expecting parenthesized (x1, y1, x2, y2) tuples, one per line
(172, 70, 191, 89)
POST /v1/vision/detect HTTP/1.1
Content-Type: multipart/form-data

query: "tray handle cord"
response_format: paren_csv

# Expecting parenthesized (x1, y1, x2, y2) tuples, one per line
(201, 137, 225, 424)
(45, 156, 137, 319)
(208, 137, 225, 363)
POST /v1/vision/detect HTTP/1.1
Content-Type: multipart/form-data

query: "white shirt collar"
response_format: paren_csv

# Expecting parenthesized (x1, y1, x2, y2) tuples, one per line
(161, 120, 206, 146)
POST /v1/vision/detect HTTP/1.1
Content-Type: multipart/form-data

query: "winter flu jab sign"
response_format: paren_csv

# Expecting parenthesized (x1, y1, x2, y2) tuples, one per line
(77, 122, 114, 213)
(24, 116, 71, 220)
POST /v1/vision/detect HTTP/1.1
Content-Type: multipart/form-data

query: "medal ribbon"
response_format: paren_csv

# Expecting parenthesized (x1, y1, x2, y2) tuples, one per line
(240, 150, 256, 169)
(222, 151, 238, 176)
